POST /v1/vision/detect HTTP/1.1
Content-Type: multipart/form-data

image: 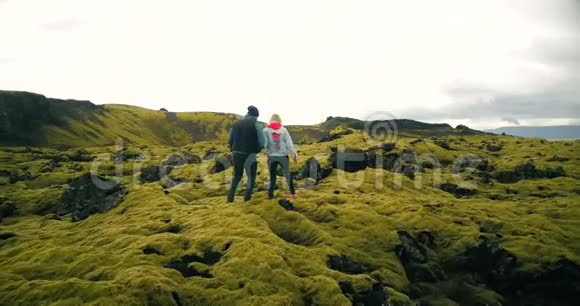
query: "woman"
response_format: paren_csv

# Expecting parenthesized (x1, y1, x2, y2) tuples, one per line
(263, 114, 297, 200)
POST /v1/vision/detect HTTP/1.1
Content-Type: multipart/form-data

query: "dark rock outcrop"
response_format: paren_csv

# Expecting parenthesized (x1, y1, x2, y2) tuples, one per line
(339, 280, 388, 306)
(486, 144, 502, 152)
(462, 238, 517, 284)
(395, 231, 447, 283)
(164, 246, 228, 278)
(438, 183, 477, 198)
(59, 174, 125, 222)
(140, 165, 166, 183)
(547, 156, 570, 162)
(162, 153, 202, 167)
(114, 150, 143, 162)
(330, 148, 368, 173)
(8, 170, 33, 184)
(143, 246, 162, 255)
(318, 129, 354, 143)
(410, 139, 424, 145)
(434, 140, 451, 150)
(66, 148, 94, 162)
(278, 199, 295, 211)
(203, 150, 219, 160)
(209, 155, 233, 174)
(452, 155, 492, 172)
(327, 255, 373, 275)
(40, 159, 59, 173)
(494, 163, 566, 183)
(0, 200, 17, 221)
(296, 157, 332, 182)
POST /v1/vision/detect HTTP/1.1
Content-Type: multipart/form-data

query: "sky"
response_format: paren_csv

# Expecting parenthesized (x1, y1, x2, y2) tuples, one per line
(1, 0, 579, 129)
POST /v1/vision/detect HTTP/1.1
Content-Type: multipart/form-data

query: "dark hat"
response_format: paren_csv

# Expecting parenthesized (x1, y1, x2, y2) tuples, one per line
(247, 105, 259, 117)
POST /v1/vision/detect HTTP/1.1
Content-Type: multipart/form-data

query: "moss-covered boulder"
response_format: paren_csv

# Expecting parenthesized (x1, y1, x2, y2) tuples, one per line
(59, 174, 125, 221)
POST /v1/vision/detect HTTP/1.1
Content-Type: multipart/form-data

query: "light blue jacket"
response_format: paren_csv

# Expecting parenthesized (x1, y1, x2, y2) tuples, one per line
(263, 125, 297, 157)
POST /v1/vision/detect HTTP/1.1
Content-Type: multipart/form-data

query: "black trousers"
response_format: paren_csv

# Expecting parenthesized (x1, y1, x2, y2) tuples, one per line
(227, 152, 257, 202)
(268, 155, 295, 198)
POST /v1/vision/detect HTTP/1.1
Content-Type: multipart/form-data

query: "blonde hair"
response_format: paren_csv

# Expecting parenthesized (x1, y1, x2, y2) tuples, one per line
(270, 114, 282, 124)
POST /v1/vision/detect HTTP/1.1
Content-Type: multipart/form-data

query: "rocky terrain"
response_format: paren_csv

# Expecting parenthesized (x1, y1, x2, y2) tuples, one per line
(1, 91, 579, 305)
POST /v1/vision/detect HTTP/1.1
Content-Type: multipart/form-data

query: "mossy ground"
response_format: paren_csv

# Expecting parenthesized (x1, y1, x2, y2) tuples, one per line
(0, 133, 579, 305)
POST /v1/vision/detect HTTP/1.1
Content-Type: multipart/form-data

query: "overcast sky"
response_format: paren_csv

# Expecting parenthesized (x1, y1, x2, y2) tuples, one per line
(1, 0, 579, 129)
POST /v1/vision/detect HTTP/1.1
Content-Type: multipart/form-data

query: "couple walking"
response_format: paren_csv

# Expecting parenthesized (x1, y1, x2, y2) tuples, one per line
(227, 105, 297, 203)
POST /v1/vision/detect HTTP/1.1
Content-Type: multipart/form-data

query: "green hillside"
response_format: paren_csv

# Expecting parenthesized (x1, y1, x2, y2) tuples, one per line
(1, 91, 579, 305)
(0, 91, 485, 148)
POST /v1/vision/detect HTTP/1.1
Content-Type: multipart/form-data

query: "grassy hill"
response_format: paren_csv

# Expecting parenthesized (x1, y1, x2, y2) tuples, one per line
(1, 91, 579, 305)
(0, 91, 485, 148)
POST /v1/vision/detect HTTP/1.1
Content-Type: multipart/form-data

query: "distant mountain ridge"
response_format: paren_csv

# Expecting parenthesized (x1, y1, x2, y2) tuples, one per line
(1, 90, 485, 147)
(486, 125, 580, 139)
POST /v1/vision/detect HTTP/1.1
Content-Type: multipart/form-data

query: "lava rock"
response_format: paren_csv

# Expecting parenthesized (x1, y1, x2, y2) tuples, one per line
(114, 150, 143, 162)
(318, 129, 354, 143)
(203, 150, 219, 160)
(395, 231, 428, 265)
(462, 238, 517, 286)
(0, 232, 17, 240)
(183, 152, 202, 164)
(278, 199, 294, 211)
(406, 261, 447, 283)
(434, 140, 451, 150)
(400, 165, 416, 180)
(547, 155, 570, 162)
(330, 148, 368, 172)
(494, 163, 566, 183)
(501, 258, 580, 306)
(479, 171, 492, 184)
(438, 183, 477, 198)
(162, 178, 184, 189)
(0, 200, 16, 221)
(209, 155, 233, 174)
(297, 157, 332, 182)
(164, 259, 212, 278)
(339, 280, 388, 306)
(486, 144, 502, 152)
(140, 165, 165, 182)
(162, 153, 200, 166)
(66, 148, 94, 162)
(327, 255, 373, 275)
(59, 174, 126, 222)
(8, 170, 33, 184)
(40, 159, 59, 173)
(143, 246, 162, 255)
(400, 149, 417, 164)
(453, 155, 492, 173)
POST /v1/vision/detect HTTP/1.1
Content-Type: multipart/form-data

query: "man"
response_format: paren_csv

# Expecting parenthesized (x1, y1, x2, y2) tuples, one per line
(227, 105, 264, 202)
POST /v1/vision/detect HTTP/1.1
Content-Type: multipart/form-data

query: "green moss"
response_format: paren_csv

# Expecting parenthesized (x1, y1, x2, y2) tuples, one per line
(0, 132, 579, 305)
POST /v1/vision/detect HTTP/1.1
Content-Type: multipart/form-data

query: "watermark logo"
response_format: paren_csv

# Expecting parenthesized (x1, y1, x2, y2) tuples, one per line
(363, 111, 399, 145)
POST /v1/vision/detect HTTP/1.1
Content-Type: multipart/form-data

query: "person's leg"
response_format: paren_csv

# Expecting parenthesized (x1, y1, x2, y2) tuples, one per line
(243, 153, 258, 201)
(281, 156, 296, 196)
(227, 153, 245, 202)
(267, 157, 278, 199)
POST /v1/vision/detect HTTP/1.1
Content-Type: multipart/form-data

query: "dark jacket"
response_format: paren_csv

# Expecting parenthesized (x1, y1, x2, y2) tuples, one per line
(228, 115, 265, 154)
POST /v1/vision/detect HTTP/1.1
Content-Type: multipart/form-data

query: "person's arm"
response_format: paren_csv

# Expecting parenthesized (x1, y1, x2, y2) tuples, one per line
(262, 128, 269, 149)
(256, 122, 265, 150)
(228, 127, 234, 151)
(284, 129, 297, 160)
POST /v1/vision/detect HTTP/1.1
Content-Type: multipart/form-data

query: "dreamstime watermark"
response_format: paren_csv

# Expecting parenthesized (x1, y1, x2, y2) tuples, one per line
(85, 122, 488, 196)
(364, 111, 399, 145)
